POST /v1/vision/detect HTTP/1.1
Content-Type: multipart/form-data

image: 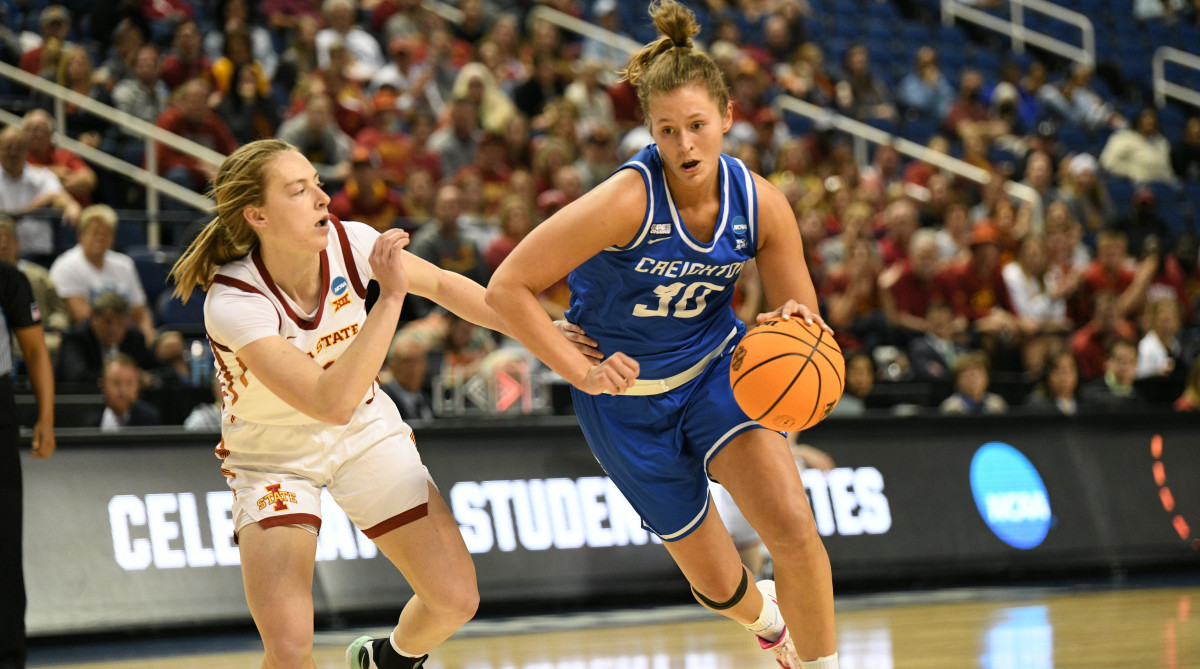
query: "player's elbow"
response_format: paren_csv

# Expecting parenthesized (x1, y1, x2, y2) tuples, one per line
(483, 277, 507, 312)
(328, 402, 358, 425)
(485, 269, 525, 312)
(311, 400, 356, 426)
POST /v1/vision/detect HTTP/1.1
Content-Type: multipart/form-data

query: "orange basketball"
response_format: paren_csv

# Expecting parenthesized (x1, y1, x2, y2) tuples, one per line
(729, 317, 845, 431)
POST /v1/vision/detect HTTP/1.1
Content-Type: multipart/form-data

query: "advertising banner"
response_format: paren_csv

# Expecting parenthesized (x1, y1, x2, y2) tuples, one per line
(22, 414, 1200, 636)
(23, 421, 683, 635)
(798, 414, 1200, 576)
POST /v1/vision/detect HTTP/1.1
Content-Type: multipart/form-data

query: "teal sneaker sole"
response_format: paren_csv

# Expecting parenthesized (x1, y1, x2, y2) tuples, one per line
(345, 635, 373, 669)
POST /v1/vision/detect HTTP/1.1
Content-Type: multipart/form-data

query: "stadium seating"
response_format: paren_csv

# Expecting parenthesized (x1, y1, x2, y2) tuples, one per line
(126, 245, 179, 310)
(157, 287, 206, 338)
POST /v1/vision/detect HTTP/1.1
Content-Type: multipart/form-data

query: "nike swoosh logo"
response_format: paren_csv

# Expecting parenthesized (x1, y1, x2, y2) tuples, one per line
(647, 237, 670, 245)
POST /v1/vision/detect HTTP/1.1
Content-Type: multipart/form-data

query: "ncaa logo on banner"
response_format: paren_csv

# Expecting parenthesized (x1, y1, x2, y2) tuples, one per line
(969, 442, 1052, 549)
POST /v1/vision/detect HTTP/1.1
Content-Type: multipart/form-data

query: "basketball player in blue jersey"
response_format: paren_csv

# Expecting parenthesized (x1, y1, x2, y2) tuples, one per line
(486, 2, 839, 667)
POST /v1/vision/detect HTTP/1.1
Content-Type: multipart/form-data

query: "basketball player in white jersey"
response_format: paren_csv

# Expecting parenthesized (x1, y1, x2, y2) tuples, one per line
(486, 2, 840, 667)
(170, 139, 505, 669)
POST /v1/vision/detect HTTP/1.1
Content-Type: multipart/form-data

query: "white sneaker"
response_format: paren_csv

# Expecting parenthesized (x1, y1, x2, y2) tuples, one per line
(346, 635, 376, 669)
(755, 580, 802, 669)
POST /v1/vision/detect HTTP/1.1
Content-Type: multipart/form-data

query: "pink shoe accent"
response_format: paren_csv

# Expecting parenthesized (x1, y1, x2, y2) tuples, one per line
(754, 580, 801, 668)
(758, 624, 789, 650)
(758, 625, 802, 668)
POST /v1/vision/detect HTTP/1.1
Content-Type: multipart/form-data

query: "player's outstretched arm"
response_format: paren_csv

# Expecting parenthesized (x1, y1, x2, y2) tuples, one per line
(236, 229, 410, 424)
(487, 170, 645, 394)
(752, 174, 832, 334)
(400, 250, 510, 336)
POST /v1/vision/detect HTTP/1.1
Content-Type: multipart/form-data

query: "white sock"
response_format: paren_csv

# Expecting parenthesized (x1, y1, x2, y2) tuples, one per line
(801, 652, 840, 669)
(389, 631, 423, 658)
(743, 592, 786, 642)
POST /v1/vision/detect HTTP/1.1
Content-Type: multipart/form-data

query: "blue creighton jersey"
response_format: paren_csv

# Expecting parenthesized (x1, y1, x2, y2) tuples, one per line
(566, 144, 759, 380)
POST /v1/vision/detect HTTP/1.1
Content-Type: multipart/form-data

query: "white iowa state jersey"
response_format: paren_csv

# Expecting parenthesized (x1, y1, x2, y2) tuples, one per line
(205, 217, 380, 426)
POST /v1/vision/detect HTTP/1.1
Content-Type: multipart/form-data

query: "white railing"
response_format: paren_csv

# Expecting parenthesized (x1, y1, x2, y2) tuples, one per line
(527, 4, 643, 56)
(0, 61, 218, 248)
(774, 95, 1043, 228)
(0, 107, 211, 212)
(1153, 46, 1200, 110)
(424, 0, 463, 24)
(942, 0, 1095, 67)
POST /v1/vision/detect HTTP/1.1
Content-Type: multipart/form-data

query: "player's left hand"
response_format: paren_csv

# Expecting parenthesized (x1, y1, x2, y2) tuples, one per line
(369, 228, 410, 298)
(757, 299, 834, 334)
(554, 320, 604, 361)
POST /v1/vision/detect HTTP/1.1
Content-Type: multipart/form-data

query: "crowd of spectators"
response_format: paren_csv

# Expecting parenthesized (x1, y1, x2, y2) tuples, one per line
(1, 0, 1199, 426)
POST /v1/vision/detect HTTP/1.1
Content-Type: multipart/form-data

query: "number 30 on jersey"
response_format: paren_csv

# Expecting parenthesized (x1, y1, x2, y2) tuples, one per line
(633, 282, 725, 318)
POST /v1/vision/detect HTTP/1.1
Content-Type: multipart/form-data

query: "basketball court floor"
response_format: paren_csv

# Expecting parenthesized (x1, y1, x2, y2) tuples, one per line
(28, 579, 1200, 668)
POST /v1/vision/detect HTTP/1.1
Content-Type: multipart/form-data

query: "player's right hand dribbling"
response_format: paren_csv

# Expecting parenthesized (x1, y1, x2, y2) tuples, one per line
(370, 229, 410, 297)
(577, 352, 640, 396)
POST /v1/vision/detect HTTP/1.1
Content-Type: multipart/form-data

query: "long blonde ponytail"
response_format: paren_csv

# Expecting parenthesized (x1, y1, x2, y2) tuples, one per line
(169, 139, 296, 303)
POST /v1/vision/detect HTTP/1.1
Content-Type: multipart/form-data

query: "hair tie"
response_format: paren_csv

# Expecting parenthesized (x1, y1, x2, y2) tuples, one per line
(672, 38, 688, 49)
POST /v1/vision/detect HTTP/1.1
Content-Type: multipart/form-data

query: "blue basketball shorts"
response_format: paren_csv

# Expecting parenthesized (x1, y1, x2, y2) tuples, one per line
(570, 351, 772, 541)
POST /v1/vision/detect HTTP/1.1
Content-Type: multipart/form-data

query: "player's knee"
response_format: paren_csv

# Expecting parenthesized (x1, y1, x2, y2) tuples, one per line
(430, 581, 480, 626)
(452, 585, 481, 624)
(691, 566, 750, 610)
(262, 630, 314, 668)
(758, 505, 822, 556)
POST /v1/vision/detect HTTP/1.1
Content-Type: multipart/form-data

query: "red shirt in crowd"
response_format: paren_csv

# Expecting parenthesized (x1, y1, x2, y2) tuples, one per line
(1081, 260, 1134, 299)
(887, 262, 949, 320)
(1073, 259, 1135, 323)
(154, 106, 238, 185)
(939, 259, 1015, 321)
(877, 235, 908, 269)
(607, 80, 643, 128)
(27, 145, 92, 205)
(821, 268, 884, 323)
(329, 179, 408, 233)
(19, 46, 48, 75)
(354, 128, 414, 186)
(160, 55, 212, 91)
(1070, 319, 1139, 380)
(483, 235, 518, 276)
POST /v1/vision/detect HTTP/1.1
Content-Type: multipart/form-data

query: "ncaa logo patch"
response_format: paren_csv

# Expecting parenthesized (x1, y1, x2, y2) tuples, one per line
(331, 276, 349, 297)
(732, 216, 748, 234)
(969, 442, 1052, 549)
(730, 345, 746, 372)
